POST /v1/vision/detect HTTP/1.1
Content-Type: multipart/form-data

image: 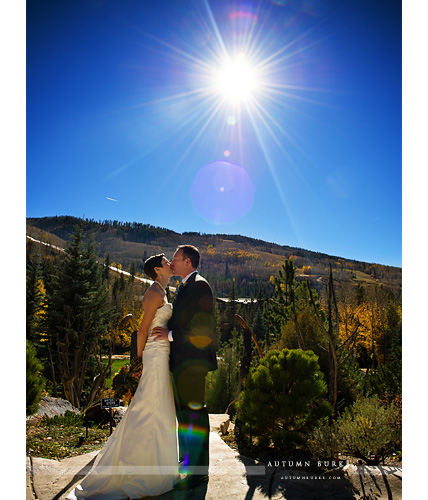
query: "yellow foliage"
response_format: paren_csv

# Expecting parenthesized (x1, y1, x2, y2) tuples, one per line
(225, 250, 260, 260)
(338, 300, 386, 360)
(113, 328, 132, 348)
(122, 389, 133, 405)
(206, 245, 215, 255)
(34, 279, 48, 342)
(356, 415, 374, 432)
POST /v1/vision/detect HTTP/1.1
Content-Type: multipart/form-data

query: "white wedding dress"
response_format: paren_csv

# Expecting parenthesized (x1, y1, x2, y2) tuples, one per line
(67, 303, 178, 499)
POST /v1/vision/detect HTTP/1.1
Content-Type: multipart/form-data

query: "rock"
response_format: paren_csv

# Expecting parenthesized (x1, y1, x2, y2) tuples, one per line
(343, 464, 402, 499)
(27, 397, 80, 424)
(220, 418, 230, 435)
(209, 414, 235, 433)
(112, 406, 128, 424)
(84, 404, 111, 426)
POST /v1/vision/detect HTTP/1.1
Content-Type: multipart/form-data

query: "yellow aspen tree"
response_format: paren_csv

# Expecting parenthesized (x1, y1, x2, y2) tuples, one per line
(33, 279, 48, 343)
(353, 299, 385, 366)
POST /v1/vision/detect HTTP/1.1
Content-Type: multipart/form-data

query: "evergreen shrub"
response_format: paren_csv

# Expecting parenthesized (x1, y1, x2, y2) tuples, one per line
(42, 410, 84, 427)
(26, 340, 46, 416)
(237, 348, 332, 451)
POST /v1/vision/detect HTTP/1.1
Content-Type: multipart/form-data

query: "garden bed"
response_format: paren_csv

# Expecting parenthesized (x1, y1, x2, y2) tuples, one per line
(26, 412, 110, 460)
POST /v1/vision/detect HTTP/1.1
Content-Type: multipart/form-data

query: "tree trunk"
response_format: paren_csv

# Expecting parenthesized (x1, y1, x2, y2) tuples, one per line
(238, 328, 252, 393)
(307, 269, 339, 413)
(47, 343, 58, 398)
(328, 344, 339, 412)
(292, 297, 306, 350)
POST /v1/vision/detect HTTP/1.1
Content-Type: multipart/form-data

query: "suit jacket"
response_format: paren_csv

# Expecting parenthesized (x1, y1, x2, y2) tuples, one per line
(168, 272, 218, 373)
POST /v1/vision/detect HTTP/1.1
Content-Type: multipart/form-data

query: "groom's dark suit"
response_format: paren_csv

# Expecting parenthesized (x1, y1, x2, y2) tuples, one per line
(168, 271, 217, 478)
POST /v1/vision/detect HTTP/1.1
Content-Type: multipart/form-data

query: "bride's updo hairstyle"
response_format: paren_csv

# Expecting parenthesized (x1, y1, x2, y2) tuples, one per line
(144, 253, 165, 280)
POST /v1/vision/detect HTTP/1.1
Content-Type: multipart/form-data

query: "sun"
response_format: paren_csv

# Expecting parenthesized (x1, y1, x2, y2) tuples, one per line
(213, 53, 260, 104)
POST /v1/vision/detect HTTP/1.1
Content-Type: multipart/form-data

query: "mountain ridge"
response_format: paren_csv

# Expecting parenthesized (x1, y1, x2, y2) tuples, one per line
(26, 215, 401, 298)
(27, 215, 400, 268)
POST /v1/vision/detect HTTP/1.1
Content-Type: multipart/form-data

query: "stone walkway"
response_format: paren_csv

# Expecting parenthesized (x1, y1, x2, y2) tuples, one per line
(26, 415, 402, 500)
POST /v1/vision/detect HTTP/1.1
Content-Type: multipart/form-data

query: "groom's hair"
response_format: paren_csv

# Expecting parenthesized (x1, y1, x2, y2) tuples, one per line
(144, 253, 165, 280)
(177, 245, 200, 269)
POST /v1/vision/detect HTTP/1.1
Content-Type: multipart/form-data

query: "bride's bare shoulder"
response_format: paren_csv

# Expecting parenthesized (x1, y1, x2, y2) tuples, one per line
(142, 286, 164, 307)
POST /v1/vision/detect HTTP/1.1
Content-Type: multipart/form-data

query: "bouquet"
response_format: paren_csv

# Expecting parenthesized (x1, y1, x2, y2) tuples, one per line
(112, 359, 142, 404)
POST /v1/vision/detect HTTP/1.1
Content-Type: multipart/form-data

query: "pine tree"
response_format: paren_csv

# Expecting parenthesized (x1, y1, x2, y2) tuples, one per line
(222, 280, 240, 344)
(307, 265, 360, 412)
(251, 307, 267, 344)
(48, 224, 114, 409)
(26, 255, 46, 343)
(27, 254, 59, 396)
(237, 348, 332, 450)
(263, 259, 305, 348)
(103, 253, 111, 282)
(129, 261, 136, 283)
(26, 340, 45, 415)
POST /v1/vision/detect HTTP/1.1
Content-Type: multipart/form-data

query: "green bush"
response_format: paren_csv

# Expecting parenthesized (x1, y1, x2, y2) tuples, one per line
(26, 340, 46, 416)
(307, 418, 339, 460)
(237, 348, 332, 451)
(41, 410, 84, 427)
(336, 396, 401, 464)
(363, 353, 402, 401)
(308, 396, 401, 465)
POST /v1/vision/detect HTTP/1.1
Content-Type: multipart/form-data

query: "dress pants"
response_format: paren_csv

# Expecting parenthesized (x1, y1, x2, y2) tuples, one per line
(172, 364, 209, 477)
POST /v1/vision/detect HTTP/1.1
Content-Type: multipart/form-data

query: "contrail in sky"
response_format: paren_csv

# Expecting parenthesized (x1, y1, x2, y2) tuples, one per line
(106, 197, 119, 202)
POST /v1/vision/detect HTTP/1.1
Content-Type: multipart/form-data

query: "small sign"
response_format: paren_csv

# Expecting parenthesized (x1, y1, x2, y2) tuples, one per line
(101, 398, 120, 409)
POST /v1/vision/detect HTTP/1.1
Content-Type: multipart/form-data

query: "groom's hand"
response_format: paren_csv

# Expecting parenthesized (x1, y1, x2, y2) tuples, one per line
(151, 327, 169, 340)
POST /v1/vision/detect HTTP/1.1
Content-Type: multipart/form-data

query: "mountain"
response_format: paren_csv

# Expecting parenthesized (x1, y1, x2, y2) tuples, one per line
(26, 216, 401, 298)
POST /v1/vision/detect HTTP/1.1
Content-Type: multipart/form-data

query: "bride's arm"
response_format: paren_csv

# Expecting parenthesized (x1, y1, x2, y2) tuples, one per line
(137, 290, 163, 358)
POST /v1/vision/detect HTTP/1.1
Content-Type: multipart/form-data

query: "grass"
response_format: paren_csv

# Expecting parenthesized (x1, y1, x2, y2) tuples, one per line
(104, 358, 129, 388)
(353, 270, 379, 284)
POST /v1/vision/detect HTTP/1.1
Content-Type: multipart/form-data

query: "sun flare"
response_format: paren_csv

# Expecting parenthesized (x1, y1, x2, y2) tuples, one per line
(213, 54, 260, 104)
(134, 0, 325, 216)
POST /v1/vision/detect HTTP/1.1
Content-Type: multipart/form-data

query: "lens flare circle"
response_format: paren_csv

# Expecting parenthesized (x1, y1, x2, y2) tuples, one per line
(190, 161, 255, 224)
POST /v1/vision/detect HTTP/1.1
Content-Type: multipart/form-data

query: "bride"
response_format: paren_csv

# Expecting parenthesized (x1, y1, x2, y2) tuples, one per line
(67, 254, 178, 499)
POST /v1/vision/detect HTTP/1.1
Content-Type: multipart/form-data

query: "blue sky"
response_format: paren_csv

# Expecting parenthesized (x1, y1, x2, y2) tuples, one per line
(26, 0, 402, 267)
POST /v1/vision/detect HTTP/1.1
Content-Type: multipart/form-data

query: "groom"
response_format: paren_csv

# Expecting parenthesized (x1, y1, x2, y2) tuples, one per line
(152, 245, 218, 488)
